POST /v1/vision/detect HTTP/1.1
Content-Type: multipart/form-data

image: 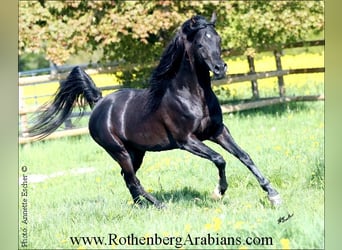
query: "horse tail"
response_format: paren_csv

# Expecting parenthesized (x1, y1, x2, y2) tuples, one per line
(27, 66, 102, 139)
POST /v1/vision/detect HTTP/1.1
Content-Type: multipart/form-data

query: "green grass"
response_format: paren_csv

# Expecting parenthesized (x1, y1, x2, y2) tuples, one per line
(19, 102, 324, 249)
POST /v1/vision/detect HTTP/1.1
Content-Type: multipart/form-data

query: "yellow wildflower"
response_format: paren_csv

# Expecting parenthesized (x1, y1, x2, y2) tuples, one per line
(213, 217, 222, 231)
(144, 233, 152, 237)
(244, 203, 252, 209)
(204, 223, 212, 230)
(184, 223, 191, 232)
(280, 238, 291, 249)
(115, 71, 123, 78)
(233, 221, 244, 229)
(215, 208, 223, 214)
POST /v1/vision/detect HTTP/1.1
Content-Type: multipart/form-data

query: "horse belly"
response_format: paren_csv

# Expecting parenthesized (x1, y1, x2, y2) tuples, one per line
(124, 114, 175, 151)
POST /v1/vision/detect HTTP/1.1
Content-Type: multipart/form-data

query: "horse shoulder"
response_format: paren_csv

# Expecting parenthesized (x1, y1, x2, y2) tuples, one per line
(192, 90, 223, 137)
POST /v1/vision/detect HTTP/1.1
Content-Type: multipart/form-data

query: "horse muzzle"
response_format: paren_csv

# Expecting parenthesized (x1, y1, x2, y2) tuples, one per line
(212, 62, 227, 80)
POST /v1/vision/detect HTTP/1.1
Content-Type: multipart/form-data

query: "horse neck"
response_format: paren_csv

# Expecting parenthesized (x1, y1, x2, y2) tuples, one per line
(176, 53, 211, 93)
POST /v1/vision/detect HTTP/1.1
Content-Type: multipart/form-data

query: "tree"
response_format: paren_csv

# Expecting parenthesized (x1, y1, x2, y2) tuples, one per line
(217, 1, 324, 55)
(19, 1, 324, 66)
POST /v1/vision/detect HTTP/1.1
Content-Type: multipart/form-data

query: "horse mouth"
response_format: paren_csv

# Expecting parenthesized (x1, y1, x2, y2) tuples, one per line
(211, 63, 227, 80)
(212, 72, 226, 80)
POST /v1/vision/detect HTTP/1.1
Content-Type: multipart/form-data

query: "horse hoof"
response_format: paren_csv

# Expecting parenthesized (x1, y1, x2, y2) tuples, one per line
(268, 194, 282, 206)
(211, 185, 223, 200)
(155, 203, 167, 209)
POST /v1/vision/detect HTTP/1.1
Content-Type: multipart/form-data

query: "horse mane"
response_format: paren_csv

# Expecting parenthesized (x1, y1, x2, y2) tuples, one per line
(147, 15, 213, 112)
(147, 32, 184, 111)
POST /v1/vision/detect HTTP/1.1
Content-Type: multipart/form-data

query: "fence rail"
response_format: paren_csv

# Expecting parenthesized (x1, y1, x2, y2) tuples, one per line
(19, 40, 324, 144)
(214, 67, 324, 86)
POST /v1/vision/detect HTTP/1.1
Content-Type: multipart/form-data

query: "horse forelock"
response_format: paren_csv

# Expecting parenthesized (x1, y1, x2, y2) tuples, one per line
(181, 15, 215, 41)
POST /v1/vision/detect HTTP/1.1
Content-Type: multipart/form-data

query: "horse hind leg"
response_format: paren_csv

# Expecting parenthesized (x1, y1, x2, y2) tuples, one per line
(124, 148, 145, 174)
(121, 151, 165, 208)
(90, 113, 164, 208)
(104, 143, 164, 208)
(128, 149, 166, 208)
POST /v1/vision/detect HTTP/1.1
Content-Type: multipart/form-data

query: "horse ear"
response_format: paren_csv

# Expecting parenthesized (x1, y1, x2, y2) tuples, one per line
(190, 17, 197, 30)
(210, 12, 217, 25)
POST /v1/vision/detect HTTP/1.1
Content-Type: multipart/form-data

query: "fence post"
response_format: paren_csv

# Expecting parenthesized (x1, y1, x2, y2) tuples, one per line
(274, 50, 286, 97)
(50, 61, 58, 79)
(247, 55, 259, 99)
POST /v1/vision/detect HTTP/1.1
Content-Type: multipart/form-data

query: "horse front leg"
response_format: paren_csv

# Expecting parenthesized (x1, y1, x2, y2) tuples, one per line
(181, 135, 228, 199)
(211, 126, 282, 206)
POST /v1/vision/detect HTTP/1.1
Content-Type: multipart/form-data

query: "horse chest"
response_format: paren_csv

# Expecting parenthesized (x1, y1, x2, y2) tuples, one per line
(179, 96, 221, 136)
(195, 94, 223, 137)
(161, 86, 222, 138)
(195, 105, 216, 132)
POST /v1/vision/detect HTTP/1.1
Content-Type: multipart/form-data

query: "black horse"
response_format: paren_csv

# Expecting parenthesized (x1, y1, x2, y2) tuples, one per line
(28, 14, 281, 208)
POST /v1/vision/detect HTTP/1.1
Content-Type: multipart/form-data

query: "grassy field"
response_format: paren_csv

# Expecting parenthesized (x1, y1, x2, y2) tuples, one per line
(19, 100, 324, 249)
(19, 50, 324, 249)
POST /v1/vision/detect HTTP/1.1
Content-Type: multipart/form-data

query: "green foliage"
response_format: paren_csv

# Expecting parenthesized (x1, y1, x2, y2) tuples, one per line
(19, 1, 324, 65)
(218, 1, 324, 56)
(18, 53, 50, 72)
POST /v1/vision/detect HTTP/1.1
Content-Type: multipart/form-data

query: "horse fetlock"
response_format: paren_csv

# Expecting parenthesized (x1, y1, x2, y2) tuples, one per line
(268, 193, 282, 206)
(211, 184, 225, 200)
(155, 202, 167, 209)
(127, 183, 143, 199)
(219, 180, 228, 194)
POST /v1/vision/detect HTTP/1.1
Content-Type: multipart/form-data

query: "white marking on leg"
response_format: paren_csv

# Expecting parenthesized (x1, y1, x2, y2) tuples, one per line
(268, 194, 282, 206)
(211, 184, 223, 200)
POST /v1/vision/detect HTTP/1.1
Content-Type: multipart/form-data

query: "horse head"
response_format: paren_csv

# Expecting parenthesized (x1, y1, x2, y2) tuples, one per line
(181, 13, 227, 80)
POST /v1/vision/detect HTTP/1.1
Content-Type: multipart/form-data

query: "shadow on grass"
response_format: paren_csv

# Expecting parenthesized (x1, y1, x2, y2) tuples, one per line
(122, 187, 214, 209)
(147, 186, 230, 208)
(153, 186, 207, 202)
(114, 187, 227, 209)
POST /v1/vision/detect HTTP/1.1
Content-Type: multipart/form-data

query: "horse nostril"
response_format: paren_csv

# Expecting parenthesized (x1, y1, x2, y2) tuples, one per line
(214, 65, 221, 74)
(214, 63, 227, 75)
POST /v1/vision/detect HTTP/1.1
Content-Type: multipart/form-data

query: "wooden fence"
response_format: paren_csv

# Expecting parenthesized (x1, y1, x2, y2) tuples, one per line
(19, 40, 324, 144)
